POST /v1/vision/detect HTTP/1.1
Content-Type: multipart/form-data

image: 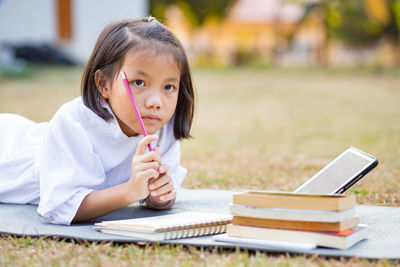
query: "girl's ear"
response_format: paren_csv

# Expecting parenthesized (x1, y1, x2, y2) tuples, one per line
(94, 70, 110, 99)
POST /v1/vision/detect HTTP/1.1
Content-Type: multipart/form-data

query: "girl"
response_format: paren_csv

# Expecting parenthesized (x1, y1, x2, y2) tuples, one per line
(0, 17, 195, 225)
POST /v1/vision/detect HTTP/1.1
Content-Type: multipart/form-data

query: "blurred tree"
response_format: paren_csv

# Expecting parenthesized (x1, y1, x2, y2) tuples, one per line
(302, 0, 400, 45)
(149, 0, 236, 27)
(393, 0, 400, 42)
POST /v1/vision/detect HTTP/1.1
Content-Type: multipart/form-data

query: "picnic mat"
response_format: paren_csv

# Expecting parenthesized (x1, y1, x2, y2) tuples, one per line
(0, 189, 399, 260)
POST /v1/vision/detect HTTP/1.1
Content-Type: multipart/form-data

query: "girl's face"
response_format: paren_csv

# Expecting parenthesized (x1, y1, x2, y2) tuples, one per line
(102, 48, 180, 137)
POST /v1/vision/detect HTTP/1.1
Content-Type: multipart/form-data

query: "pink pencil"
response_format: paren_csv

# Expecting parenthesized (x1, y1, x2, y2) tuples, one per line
(120, 71, 153, 152)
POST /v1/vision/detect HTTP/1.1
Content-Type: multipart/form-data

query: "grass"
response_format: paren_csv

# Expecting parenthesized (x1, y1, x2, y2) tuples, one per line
(0, 65, 399, 266)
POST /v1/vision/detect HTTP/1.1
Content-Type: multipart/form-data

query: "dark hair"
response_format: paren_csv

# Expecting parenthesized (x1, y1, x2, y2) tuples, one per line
(81, 17, 195, 139)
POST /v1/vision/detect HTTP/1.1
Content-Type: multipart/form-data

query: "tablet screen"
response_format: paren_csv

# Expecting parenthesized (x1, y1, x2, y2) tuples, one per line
(294, 148, 377, 194)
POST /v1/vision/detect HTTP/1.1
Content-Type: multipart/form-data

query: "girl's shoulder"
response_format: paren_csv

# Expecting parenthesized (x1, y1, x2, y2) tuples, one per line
(51, 97, 108, 128)
(47, 97, 117, 149)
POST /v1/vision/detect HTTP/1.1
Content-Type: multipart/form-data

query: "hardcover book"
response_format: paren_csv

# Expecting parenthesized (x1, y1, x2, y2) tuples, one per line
(232, 216, 359, 232)
(226, 224, 367, 250)
(233, 191, 356, 211)
(230, 204, 355, 222)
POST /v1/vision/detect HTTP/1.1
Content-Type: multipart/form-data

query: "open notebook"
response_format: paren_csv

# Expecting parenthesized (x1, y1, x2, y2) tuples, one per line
(94, 212, 232, 241)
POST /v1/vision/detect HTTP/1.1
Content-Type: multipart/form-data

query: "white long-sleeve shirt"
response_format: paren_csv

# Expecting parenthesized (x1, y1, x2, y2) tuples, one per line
(0, 97, 186, 225)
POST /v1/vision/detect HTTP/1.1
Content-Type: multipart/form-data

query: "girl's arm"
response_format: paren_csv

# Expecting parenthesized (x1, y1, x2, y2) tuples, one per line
(72, 135, 161, 223)
(72, 181, 134, 222)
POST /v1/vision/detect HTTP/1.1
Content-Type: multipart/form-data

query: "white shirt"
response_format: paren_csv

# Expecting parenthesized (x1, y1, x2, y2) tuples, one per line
(0, 97, 186, 225)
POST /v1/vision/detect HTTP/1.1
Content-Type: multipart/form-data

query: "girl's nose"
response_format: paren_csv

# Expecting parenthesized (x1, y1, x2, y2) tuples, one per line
(144, 89, 162, 110)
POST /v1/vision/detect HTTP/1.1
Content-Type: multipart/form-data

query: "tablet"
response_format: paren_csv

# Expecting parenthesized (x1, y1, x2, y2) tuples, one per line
(294, 147, 378, 194)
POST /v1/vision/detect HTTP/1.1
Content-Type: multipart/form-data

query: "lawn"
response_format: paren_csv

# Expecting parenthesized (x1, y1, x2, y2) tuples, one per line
(0, 66, 399, 266)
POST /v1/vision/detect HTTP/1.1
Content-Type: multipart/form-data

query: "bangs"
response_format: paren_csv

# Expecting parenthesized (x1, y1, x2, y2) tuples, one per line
(126, 41, 185, 75)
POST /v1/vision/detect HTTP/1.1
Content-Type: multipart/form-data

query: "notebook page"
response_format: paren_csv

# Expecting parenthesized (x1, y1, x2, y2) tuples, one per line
(96, 212, 232, 232)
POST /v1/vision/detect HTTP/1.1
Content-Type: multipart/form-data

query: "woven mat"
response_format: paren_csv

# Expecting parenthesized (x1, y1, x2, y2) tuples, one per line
(0, 189, 399, 260)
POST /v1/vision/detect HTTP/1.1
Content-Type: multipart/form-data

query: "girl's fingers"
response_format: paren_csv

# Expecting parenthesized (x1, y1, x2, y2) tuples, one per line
(140, 151, 162, 165)
(156, 189, 176, 202)
(149, 173, 171, 190)
(159, 164, 169, 174)
(138, 169, 159, 182)
(148, 177, 156, 185)
(132, 161, 160, 173)
(153, 146, 162, 156)
(135, 135, 158, 155)
(150, 180, 174, 197)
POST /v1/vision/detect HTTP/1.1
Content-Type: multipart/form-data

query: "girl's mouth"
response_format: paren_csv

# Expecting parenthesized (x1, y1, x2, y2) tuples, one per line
(141, 115, 161, 122)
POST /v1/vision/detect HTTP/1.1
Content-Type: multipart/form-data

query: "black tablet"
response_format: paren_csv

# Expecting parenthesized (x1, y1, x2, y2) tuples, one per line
(294, 147, 378, 194)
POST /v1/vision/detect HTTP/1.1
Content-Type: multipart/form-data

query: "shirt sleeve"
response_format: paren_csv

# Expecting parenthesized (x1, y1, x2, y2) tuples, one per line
(159, 122, 187, 192)
(37, 113, 105, 225)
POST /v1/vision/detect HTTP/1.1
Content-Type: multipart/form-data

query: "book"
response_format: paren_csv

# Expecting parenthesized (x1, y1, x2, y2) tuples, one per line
(94, 211, 232, 241)
(230, 204, 355, 222)
(232, 216, 360, 232)
(213, 233, 317, 250)
(233, 191, 356, 211)
(226, 224, 368, 250)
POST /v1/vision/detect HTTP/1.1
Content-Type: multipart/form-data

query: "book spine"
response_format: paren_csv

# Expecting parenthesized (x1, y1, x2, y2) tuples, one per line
(232, 216, 359, 232)
(233, 194, 355, 211)
(230, 204, 356, 222)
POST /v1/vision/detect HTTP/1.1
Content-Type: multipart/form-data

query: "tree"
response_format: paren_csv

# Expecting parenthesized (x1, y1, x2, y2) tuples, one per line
(149, 0, 236, 27)
(302, 0, 400, 45)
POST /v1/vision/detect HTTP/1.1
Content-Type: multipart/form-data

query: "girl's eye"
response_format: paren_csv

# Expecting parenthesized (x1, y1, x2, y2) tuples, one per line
(133, 80, 145, 87)
(164, 84, 175, 92)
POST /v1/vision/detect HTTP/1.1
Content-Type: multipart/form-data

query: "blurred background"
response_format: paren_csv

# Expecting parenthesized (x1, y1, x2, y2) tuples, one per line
(153, 0, 400, 68)
(0, 0, 399, 70)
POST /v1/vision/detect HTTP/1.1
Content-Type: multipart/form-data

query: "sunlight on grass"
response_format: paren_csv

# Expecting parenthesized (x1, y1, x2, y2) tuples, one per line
(0, 66, 399, 265)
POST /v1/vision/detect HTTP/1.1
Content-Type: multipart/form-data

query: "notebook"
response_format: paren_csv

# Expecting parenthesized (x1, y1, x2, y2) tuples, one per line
(94, 211, 232, 241)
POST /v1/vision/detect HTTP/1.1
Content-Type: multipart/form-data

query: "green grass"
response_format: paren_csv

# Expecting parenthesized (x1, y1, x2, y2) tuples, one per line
(1, 66, 399, 266)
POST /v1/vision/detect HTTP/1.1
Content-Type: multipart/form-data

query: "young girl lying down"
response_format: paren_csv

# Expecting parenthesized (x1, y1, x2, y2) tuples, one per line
(0, 17, 195, 225)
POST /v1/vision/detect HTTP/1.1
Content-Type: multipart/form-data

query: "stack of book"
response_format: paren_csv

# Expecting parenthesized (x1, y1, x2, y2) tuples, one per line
(226, 191, 367, 249)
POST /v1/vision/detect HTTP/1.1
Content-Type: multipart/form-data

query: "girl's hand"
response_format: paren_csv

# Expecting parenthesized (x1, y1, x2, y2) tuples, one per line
(126, 135, 161, 203)
(147, 163, 176, 206)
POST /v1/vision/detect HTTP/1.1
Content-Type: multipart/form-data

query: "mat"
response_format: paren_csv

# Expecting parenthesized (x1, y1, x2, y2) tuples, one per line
(0, 189, 399, 260)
